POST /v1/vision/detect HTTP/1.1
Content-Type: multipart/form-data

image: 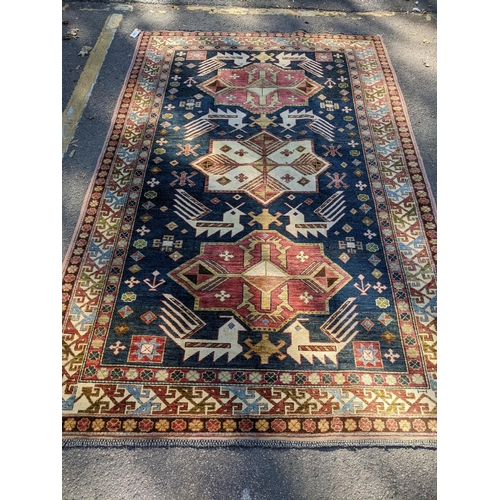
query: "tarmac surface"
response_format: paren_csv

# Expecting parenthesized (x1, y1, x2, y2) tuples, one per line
(62, 1, 437, 498)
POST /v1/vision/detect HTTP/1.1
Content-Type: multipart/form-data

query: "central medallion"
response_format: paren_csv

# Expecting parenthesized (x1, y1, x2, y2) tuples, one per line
(198, 62, 322, 114)
(169, 230, 352, 331)
(190, 131, 331, 205)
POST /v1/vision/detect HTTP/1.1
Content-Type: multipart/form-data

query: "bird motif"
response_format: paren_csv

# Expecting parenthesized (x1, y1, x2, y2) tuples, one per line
(284, 191, 346, 238)
(173, 189, 246, 238)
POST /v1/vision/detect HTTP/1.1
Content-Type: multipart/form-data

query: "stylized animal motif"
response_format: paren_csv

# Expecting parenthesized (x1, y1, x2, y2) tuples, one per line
(284, 298, 359, 365)
(157, 293, 206, 339)
(161, 313, 246, 362)
(284, 192, 346, 238)
(274, 52, 324, 77)
(184, 108, 249, 140)
(279, 109, 335, 142)
(198, 52, 251, 77)
(173, 189, 246, 238)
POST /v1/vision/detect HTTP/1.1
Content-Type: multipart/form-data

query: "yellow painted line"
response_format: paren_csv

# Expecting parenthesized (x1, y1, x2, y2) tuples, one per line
(62, 14, 123, 156)
(80, 7, 110, 11)
(357, 12, 396, 17)
(186, 6, 344, 17)
(186, 6, 395, 18)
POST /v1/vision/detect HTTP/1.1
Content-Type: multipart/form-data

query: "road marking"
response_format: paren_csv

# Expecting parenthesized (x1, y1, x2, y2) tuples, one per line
(186, 6, 395, 17)
(62, 13, 123, 156)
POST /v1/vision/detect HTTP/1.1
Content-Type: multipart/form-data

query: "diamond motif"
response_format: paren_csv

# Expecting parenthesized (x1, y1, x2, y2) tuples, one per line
(169, 251, 183, 261)
(361, 318, 375, 331)
(378, 313, 393, 326)
(381, 331, 396, 343)
(140, 311, 157, 324)
(338, 252, 350, 264)
(117, 306, 134, 318)
(217, 177, 231, 186)
(131, 252, 144, 262)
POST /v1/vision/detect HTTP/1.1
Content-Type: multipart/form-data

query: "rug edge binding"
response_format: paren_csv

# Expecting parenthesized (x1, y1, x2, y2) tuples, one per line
(62, 437, 437, 450)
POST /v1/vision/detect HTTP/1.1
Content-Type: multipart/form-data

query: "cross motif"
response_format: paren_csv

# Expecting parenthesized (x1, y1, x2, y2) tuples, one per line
(322, 145, 343, 157)
(109, 341, 126, 355)
(326, 172, 348, 189)
(248, 209, 283, 230)
(364, 229, 377, 240)
(243, 334, 286, 364)
(124, 277, 140, 288)
(219, 250, 235, 262)
(384, 349, 400, 363)
(147, 178, 160, 187)
(136, 225, 150, 236)
(373, 282, 387, 293)
(281, 173, 295, 183)
(215, 290, 231, 302)
(296, 251, 309, 263)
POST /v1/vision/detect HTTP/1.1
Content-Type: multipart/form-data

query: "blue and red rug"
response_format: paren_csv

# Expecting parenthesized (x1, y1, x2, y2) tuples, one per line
(62, 32, 437, 445)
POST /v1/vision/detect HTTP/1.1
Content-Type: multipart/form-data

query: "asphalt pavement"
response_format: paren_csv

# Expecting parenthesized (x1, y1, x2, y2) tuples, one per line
(62, 1, 437, 498)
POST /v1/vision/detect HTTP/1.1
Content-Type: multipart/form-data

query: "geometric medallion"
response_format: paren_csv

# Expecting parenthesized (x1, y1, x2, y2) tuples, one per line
(190, 131, 331, 205)
(169, 230, 352, 331)
(198, 62, 322, 114)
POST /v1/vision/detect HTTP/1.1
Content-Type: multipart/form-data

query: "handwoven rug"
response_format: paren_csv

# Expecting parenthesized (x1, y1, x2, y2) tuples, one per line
(62, 31, 437, 446)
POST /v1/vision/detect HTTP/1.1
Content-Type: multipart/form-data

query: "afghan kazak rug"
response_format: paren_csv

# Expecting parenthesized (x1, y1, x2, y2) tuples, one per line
(62, 32, 437, 446)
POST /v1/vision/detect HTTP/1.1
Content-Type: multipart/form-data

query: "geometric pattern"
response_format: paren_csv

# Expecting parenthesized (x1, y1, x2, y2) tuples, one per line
(62, 32, 437, 443)
(191, 131, 331, 205)
(170, 230, 352, 331)
(198, 62, 323, 114)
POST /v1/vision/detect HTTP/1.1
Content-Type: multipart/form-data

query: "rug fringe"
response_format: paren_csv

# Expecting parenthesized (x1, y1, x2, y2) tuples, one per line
(63, 438, 436, 450)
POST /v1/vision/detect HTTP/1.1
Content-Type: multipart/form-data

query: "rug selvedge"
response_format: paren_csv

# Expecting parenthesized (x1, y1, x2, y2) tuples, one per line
(62, 32, 437, 442)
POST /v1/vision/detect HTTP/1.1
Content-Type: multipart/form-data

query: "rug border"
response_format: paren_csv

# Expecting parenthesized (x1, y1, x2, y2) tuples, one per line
(62, 31, 146, 271)
(374, 34, 437, 218)
(62, 31, 437, 447)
